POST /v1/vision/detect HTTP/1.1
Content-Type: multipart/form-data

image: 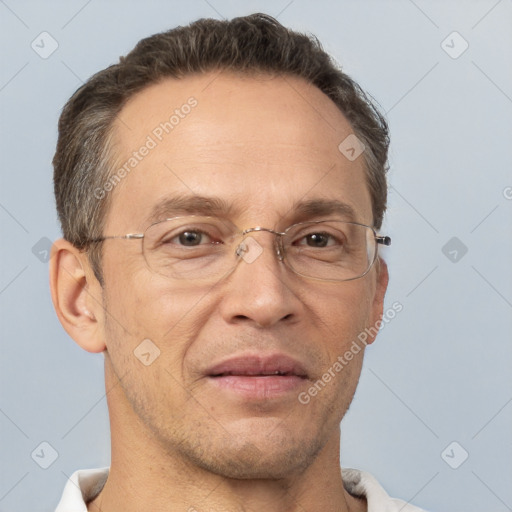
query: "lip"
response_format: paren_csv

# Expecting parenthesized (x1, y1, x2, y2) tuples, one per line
(205, 353, 309, 399)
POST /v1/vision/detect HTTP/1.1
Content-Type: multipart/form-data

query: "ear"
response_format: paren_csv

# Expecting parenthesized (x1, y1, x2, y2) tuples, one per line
(49, 238, 106, 353)
(365, 257, 389, 346)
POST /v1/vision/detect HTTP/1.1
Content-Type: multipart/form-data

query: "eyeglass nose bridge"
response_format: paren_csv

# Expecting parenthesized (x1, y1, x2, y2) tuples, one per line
(240, 226, 287, 261)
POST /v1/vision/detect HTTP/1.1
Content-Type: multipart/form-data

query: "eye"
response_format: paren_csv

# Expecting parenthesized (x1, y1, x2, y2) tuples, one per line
(146, 218, 231, 256)
(295, 231, 340, 248)
(167, 229, 217, 247)
(302, 233, 332, 247)
(177, 230, 209, 246)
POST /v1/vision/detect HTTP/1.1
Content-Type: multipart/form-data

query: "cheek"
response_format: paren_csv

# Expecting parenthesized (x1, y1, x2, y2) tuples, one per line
(308, 280, 376, 344)
(101, 262, 219, 371)
(103, 249, 185, 332)
(100, 280, 205, 421)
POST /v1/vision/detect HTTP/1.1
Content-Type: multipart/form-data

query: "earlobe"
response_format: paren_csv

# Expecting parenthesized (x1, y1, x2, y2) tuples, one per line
(49, 239, 106, 353)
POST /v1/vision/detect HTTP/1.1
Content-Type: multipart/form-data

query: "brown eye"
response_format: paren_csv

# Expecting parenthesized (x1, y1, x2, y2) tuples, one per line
(304, 233, 330, 247)
(295, 231, 339, 248)
(177, 231, 205, 246)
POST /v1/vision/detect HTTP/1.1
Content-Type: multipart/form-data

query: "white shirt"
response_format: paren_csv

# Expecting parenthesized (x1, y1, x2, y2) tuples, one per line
(55, 467, 427, 511)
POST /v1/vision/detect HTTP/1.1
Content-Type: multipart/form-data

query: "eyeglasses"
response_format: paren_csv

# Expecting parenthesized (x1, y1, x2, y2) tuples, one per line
(87, 216, 391, 283)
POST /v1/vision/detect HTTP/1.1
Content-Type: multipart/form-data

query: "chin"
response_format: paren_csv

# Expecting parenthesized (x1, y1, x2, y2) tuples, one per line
(176, 420, 325, 480)
(197, 443, 322, 480)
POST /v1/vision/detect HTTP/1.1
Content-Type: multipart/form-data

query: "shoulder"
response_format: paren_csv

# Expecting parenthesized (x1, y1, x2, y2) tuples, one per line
(55, 467, 109, 512)
(342, 468, 428, 512)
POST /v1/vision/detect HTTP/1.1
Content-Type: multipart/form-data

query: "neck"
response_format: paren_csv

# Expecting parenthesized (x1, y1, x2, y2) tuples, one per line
(88, 360, 366, 512)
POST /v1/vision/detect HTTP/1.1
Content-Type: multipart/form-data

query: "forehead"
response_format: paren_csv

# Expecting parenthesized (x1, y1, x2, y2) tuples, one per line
(106, 72, 372, 231)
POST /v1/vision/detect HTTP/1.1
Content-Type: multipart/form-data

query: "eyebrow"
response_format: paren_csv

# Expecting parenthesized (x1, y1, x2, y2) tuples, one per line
(289, 199, 359, 223)
(145, 195, 360, 226)
(146, 195, 238, 225)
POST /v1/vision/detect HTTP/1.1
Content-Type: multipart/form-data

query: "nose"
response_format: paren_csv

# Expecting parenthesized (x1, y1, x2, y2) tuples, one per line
(218, 232, 303, 328)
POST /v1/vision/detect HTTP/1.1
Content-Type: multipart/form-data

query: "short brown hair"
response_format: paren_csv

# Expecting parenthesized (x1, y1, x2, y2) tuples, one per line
(53, 13, 389, 283)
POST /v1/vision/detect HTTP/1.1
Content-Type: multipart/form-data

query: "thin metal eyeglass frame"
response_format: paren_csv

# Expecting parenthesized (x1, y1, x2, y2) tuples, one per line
(85, 217, 391, 282)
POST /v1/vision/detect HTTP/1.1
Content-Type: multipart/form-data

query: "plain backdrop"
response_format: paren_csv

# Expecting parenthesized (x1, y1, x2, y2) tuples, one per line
(1, 1, 511, 511)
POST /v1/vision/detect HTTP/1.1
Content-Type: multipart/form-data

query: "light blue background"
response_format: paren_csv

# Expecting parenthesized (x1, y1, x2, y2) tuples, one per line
(1, 1, 511, 511)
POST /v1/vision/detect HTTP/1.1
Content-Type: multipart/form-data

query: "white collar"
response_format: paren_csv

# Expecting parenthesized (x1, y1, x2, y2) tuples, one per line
(55, 467, 426, 511)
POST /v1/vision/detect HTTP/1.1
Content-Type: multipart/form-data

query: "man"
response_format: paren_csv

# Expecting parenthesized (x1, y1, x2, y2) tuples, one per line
(50, 13, 426, 512)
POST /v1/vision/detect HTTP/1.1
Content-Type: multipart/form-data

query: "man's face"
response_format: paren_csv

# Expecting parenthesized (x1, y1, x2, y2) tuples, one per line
(96, 72, 387, 478)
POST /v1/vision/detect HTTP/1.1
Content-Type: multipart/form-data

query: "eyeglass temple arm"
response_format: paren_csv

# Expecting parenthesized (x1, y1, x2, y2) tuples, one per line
(86, 233, 144, 243)
(376, 235, 391, 246)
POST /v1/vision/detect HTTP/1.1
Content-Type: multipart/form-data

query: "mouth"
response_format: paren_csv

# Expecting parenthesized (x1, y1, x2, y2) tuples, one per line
(205, 354, 309, 399)
(212, 370, 300, 377)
